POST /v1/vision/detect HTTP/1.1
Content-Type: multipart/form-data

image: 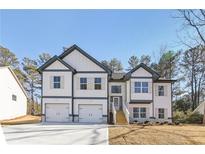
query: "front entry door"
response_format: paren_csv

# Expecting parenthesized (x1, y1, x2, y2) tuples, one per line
(113, 97, 120, 110)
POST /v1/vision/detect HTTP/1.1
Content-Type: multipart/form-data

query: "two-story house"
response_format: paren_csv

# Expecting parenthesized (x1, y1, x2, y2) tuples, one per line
(38, 44, 175, 124)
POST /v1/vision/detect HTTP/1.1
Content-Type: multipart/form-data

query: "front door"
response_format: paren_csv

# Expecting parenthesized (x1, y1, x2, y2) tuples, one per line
(113, 97, 120, 110)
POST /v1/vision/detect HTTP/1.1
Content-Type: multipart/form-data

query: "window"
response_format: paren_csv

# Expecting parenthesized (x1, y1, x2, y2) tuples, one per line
(158, 108, 165, 119)
(94, 78, 101, 90)
(142, 82, 148, 93)
(12, 94, 17, 101)
(111, 86, 121, 93)
(80, 78, 87, 90)
(133, 107, 146, 118)
(53, 76, 61, 89)
(134, 82, 148, 93)
(133, 107, 139, 118)
(135, 82, 141, 93)
(158, 86, 164, 96)
(140, 108, 146, 118)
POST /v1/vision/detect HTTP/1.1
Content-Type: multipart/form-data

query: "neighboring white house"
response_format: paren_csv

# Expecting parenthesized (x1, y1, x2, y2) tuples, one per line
(0, 66, 27, 120)
(193, 101, 205, 115)
(38, 44, 175, 124)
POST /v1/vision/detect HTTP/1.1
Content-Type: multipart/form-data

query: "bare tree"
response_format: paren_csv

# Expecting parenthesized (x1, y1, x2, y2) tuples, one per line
(176, 9, 205, 47)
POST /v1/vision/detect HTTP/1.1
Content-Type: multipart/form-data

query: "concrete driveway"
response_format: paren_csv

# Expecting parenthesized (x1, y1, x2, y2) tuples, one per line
(1, 123, 108, 145)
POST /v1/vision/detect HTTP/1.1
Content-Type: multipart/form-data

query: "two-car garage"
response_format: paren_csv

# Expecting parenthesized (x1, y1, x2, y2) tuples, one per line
(44, 99, 107, 123)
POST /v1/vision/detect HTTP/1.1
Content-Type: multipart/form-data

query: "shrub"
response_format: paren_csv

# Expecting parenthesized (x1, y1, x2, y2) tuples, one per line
(173, 110, 187, 123)
(186, 112, 203, 124)
(173, 110, 203, 124)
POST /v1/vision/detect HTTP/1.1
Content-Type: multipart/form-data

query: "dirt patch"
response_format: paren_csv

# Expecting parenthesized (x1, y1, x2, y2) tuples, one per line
(109, 124, 205, 145)
(0, 115, 41, 125)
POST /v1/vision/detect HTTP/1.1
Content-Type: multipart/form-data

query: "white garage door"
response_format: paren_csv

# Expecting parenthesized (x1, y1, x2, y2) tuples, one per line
(79, 104, 103, 123)
(46, 103, 70, 122)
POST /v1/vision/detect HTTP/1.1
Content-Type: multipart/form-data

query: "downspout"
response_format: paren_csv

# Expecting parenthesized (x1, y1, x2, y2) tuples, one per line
(72, 73, 74, 122)
(107, 73, 109, 123)
(41, 73, 43, 122)
(171, 82, 173, 122)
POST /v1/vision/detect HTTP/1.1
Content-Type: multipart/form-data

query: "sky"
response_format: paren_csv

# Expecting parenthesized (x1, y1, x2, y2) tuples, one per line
(0, 10, 184, 70)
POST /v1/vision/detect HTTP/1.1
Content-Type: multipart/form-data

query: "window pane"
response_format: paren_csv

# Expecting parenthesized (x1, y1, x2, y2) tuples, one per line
(142, 87, 148, 93)
(140, 108, 146, 112)
(95, 84, 101, 90)
(142, 82, 148, 87)
(80, 84, 87, 90)
(111, 86, 121, 93)
(133, 113, 139, 118)
(133, 107, 139, 112)
(54, 76, 60, 82)
(54, 83, 60, 88)
(135, 87, 141, 93)
(95, 78, 101, 83)
(135, 82, 141, 87)
(140, 113, 146, 118)
(80, 78, 87, 83)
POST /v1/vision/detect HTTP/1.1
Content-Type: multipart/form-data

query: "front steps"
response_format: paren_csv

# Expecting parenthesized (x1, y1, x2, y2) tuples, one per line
(116, 110, 128, 125)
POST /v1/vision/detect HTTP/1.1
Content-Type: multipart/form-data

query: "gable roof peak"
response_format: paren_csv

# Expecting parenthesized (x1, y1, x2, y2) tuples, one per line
(124, 63, 160, 80)
(59, 44, 112, 74)
(37, 55, 76, 73)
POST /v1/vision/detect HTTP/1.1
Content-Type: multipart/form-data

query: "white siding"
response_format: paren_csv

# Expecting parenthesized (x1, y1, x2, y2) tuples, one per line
(74, 73, 107, 97)
(126, 80, 130, 104)
(153, 82, 172, 119)
(43, 71, 72, 97)
(130, 78, 152, 100)
(63, 49, 105, 71)
(0, 67, 27, 120)
(45, 60, 69, 70)
(131, 67, 152, 77)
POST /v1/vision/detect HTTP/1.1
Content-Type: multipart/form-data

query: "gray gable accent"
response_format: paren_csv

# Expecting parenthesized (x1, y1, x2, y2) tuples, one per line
(58, 44, 112, 74)
(124, 63, 160, 80)
(38, 55, 76, 73)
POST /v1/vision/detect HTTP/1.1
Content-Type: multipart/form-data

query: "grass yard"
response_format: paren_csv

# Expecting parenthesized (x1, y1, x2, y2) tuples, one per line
(0, 115, 41, 125)
(109, 124, 205, 145)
